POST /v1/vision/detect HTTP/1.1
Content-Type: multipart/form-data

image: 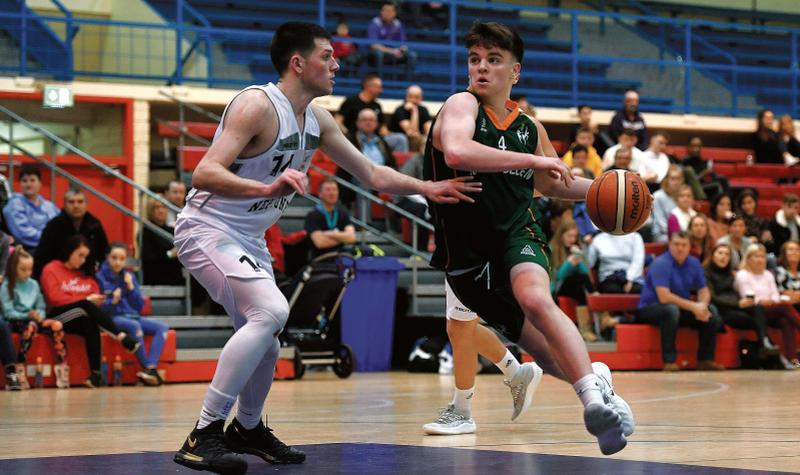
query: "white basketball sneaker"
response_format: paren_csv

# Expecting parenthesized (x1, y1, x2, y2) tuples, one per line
(592, 362, 635, 436)
(423, 405, 476, 435)
(504, 362, 543, 421)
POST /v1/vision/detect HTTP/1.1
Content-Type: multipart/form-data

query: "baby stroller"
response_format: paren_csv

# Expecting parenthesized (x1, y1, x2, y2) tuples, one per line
(279, 251, 357, 379)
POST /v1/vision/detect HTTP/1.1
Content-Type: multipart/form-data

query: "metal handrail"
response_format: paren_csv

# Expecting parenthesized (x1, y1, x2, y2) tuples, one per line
(158, 90, 222, 122)
(156, 118, 212, 146)
(0, 105, 180, 216)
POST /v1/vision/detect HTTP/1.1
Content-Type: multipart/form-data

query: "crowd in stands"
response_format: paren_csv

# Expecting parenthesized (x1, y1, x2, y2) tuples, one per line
(1, 164, 176, 390)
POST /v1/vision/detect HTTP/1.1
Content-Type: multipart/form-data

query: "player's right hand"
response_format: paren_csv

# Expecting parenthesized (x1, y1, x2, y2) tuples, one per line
(531, 155, 574, 187)
(267, 168, 309, 197)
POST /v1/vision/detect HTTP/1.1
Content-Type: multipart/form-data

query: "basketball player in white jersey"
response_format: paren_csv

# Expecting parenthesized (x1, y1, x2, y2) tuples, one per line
(172, 22, 481, 475)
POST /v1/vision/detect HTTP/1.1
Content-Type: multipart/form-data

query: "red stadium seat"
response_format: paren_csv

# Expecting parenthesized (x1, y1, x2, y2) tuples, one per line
(644, 242, 668, 256)
(157, 121, 217, 139)
(558, 296, 578, 322)
(392, 151, 415, 168)
(694, 200, 709, 215)
(178, 145, 208, 172)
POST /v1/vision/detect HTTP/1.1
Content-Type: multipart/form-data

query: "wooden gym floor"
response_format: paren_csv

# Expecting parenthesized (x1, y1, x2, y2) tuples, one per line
(0, 370, 798, 474)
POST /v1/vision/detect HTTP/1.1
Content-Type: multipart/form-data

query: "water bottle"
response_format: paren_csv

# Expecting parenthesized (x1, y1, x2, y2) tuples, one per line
(745, 154, 754, 166)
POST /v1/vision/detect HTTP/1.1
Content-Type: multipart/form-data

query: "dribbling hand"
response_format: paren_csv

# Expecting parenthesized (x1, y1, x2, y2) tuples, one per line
(267, 168, 309, 197)
(423, 176, 482, 204)
(531, 155, 574, 187)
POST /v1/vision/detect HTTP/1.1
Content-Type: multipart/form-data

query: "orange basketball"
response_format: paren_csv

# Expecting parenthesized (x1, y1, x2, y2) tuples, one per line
(586, 170, 652, 235)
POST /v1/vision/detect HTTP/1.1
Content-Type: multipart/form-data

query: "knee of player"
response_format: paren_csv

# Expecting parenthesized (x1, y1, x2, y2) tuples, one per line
(517, 292, 557, 318)
(446, 319, 474, 341)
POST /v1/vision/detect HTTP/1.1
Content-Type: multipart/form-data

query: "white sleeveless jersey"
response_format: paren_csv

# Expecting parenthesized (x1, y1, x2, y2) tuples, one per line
(181, 83, 320, 238)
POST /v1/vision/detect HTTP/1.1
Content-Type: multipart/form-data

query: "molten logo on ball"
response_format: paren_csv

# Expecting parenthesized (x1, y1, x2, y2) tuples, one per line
(585, 170, 652, 235)
(629, 179, 640, 222)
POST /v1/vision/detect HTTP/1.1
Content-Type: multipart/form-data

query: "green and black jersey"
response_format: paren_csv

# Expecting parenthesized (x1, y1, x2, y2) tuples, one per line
(424, 93, 548, 272)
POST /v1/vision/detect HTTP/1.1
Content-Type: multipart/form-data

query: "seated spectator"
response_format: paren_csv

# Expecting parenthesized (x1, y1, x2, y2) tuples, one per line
(336, 74, 408, 152)
(737, 189, 771, 245)
(40, 236, 139, 387)
(779, 114, 800, 162)
(651, 165, 684, 243)
(639, 132, 671, 187)
(734, 243, 800, 368)
(708, 193, 733, 243)
(687, 214, 713, 263)
(586, 231, 645, 294)
(511, 94, 537, 118)
(389, 85, 432, 147)
(609, 90, 648, 150)
(570, 104, 612, 156)
(717, 215, 751, 269)
(141, 197, 182, 286)
(164, 180, 186, 227)
(395, 141, 434, 252)
(2, 164, 59, 254)
(565, 145, 595, 179)
(769, 193, 800, 254)
(367, 2, 417, 77)
(667, 184, 697, 239)
(571, 170, 599, 244)
(97, 242, 169, 386)
(34, 188, 109, 280)
(562, 129, 602, 177)
(549, 221, 598, 342)
(1, 318, 18, 389)
(1, 248, 67, 388)
(775, 240, 800, 302)
(331, 20, 362, 76)
(605, 146, 633, 172)
(754, 109, 794, 165)
(635, 232, 725, 371)
(602, 128, 645, 171)
(705, 243, 777, 354)
(304, 179, 356, 260)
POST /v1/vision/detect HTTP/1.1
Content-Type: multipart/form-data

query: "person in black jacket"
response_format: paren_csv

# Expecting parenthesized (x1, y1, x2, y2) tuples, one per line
(705, 243, 777, 351)
(34, 188, 108, 279)
(140, 197, 183, 285)
(769, 194, 800, 254)
(608, 90, 647, 150)
(754, 109, 791, 165)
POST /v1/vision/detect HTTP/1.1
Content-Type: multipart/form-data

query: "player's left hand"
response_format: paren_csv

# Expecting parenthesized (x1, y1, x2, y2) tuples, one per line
(423, 176, 482, 204)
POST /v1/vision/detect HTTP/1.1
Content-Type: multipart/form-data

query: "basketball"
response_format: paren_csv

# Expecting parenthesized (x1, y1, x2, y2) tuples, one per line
(586, 170, 652, 235)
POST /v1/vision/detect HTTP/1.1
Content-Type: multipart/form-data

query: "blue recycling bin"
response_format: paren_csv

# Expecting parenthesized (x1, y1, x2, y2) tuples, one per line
(340, 256, 405, 372)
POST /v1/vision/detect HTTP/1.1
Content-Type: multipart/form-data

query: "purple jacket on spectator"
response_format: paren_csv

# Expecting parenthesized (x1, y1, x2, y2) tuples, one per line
(368, 17, 406, 43)
(96, 261, 144, 318)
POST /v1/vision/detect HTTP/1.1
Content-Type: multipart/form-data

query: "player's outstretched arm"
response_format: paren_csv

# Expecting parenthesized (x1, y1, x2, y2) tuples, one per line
(315, 105, 481, 204)
(531, 118, 592, 201)
(192, 90, 307, 198)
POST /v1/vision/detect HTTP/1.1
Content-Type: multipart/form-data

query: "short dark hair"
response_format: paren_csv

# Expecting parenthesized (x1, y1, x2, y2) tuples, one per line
(652, 131, 670, 142)
(61, 234, 90, 263)
(109, 241, 129, 254)
(670, 231, 691, 242)
(621, 128, 637, 137)
(361, 73, 381, 89)
(784, 193, 799, 205)
(464, 21, 524, 63)
(18, 163, 41, 181)
(319, 177, 338, 193)
(578, 104, 592, 113)
(576, 127, 593, 136)
(571, 144, 588, 156)
(270, 22, 332, 76)
(510, 93, 527, 102)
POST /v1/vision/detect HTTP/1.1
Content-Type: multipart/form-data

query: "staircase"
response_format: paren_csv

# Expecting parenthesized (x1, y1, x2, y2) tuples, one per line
(0, 0, 71, 79)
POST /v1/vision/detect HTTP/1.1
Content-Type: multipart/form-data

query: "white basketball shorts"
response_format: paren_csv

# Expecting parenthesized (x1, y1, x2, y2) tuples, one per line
(445, 279, 478, 322)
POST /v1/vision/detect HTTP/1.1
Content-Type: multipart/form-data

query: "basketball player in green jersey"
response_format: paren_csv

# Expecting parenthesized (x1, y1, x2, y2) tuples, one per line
(422, 22, 633, 455)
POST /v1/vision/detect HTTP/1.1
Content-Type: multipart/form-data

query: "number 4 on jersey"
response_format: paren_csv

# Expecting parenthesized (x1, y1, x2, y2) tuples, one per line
(497, 136, 507, 151)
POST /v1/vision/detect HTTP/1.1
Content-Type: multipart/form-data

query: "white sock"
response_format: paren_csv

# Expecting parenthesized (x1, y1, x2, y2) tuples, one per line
(451, 386, 475, 416)
(572, 373, 605, 408)
(197, 385, 236, 429)
(496, 349, 521, 380)
(235, 404, 263, 430)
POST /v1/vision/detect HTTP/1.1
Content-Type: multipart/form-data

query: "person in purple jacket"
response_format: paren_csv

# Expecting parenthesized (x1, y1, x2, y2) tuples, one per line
(96, 242, 169, 386)
(367, 2, 417, 77)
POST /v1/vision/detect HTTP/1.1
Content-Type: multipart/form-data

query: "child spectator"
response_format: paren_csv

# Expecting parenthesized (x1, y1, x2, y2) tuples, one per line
(666, 185, 697, 239)
(734, 243, 800, 369)
(331, 21, 362, 75)
(566, 145, 595, 179)
(96, 243, 169, 386)
(717, 215, 751, 269)
(1, 248, 67, 388)
(40, 235, 139, 387)
(768, 194, 800, 255)
(651, 165, 684, 243)
(549, 220, 598, 342)
(562, 129, 602, 177)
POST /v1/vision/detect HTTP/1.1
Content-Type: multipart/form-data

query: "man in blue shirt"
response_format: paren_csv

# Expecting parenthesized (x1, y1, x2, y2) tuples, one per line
(3, 164, 59, 254)
(636, 231, 724, 371)
(367, 2, 417, 77)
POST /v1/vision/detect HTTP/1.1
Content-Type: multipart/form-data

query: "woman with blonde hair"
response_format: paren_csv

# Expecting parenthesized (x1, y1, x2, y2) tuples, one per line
(734, 243, 800, 369)
(549, 220, 598, 342)
(651, 165, 684, 243)
(666, 184, 697, 240)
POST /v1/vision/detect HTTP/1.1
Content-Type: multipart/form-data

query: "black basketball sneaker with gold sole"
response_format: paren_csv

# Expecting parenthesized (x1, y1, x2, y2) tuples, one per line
(225, 417, 306, 464)
(174, 420, 247, 475)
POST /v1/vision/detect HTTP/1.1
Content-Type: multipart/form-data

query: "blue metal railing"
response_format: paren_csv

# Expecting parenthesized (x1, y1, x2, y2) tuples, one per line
(1, 0, 800, 116)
